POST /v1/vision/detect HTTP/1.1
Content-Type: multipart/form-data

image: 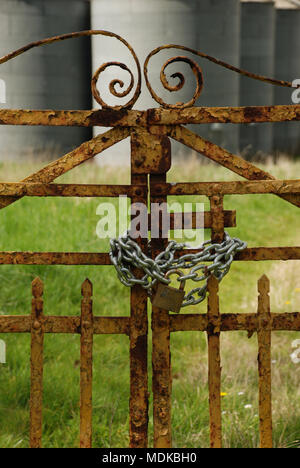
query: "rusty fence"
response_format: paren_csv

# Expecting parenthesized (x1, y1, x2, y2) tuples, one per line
(0, 31, 299, 448)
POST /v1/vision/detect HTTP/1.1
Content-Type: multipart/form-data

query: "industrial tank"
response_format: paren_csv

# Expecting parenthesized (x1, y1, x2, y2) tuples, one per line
(90, 0, 207, 164)
(0, 0, 91, 160)
(239, 0, 276, 159)
(194, 0, 241, 154)
(273, 2, 300, 156)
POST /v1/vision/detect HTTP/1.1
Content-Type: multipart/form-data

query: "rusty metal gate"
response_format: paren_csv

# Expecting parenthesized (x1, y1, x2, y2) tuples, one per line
(0, 31, 299, 449)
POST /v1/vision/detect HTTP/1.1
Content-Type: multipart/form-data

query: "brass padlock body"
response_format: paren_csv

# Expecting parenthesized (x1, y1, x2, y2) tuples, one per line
(152, 270, 186, 313)
(153, 283, 185, 313)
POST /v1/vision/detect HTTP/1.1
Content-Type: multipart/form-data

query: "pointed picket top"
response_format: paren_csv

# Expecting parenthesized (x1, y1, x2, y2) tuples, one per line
(81, 278, 93, 298)
(31, 277, 43, 298)
(258, 275, 270, 295)
(257, 275, 271, 317)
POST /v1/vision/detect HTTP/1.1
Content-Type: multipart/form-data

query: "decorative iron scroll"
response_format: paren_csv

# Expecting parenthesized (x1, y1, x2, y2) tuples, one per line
(0, 29, 298, 110)
(143, 43, 299, 109)
(0, 30, 142, 111)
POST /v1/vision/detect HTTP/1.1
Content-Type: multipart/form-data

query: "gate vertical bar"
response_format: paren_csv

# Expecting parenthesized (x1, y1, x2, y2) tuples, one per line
(151, 171, 172, 449)
(207, 196, 224, 448)
(30, 277, 44, 448)
(80, 279, 93, 448)
(207, 275, 222, 448)
(209, 196, 225, 244)
(150, 133, 172, 449)
(129, 132, 149, 448)
(257, 275, 272, 448)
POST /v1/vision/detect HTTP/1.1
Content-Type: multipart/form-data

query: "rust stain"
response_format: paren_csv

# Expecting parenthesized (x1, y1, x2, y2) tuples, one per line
(30, 277, 44, 449)
(0, 104, 298, 128)
(146, 105, 300, 125)
(80, 279, 93, 448)
(130, 128, 171, 174)
(257, 275, 273, 449)
(129, 149, 149, 448)
(0, 182, 147, 198)
(150, 179, 300, 197)
(207, 194, 224, 448)
(0, 252, 111, 265)
(244, 106, 263, 121)
(207, 276, 222, 448)
(150, 168, 172, 449)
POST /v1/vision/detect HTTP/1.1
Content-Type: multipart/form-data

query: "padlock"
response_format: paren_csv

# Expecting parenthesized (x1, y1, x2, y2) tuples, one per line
(152, 270, 186, 313)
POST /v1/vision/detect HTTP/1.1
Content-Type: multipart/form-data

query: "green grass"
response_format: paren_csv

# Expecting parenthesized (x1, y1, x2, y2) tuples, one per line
(0, 156, 299, 448)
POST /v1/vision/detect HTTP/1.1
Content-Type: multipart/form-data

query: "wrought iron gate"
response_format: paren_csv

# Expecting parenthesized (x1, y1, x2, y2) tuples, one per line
(0, 31, 299, 448)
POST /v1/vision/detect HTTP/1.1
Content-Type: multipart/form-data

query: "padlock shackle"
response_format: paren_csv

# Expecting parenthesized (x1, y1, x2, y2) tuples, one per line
(165, 269, 184, 278)
(165, 269, 186, 290)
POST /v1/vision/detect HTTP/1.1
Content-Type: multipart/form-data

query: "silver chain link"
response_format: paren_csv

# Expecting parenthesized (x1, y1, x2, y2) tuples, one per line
(109, 232, 247, 307)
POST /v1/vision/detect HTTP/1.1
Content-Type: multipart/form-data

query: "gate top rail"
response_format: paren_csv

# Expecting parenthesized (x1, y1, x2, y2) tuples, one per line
(0, 105, 299, 128)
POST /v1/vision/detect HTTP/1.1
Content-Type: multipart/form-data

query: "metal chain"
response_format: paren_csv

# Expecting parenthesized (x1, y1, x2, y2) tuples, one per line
(109, 232, 247, 307)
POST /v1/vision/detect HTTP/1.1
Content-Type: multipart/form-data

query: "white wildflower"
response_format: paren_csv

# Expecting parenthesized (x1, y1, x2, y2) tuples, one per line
(291, 339, 300, 349)
(290, 350, 300, 364)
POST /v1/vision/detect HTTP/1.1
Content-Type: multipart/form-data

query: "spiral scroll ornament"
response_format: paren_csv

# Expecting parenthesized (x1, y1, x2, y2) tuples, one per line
(91, 62, 136, 110)
(144, 44, 299, 109)
(0, 30, 142, 111)
(157, 55, 204, 109)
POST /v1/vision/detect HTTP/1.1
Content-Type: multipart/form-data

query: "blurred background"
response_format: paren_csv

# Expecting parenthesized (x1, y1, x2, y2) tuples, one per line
(0, 0, 299, 162)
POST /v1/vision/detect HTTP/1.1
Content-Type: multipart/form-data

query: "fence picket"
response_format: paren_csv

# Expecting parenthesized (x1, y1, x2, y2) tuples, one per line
(30, 277, 44, 449)
(152, 304, 172, 448)
(207, 275, 222, 448)
(129, 143, 149, 448)
(150, 164, 173, 449)
(80, 279, 93, 448)
(257, 275, 273, 448)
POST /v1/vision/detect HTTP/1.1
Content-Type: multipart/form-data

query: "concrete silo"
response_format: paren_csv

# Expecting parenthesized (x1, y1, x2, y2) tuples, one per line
(273, 0, 300, 156)
(90, 0, 208, 164)
(0, 0, 91, 160)
(194, 0, 241, 154)
(239, 0, 276, 159)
